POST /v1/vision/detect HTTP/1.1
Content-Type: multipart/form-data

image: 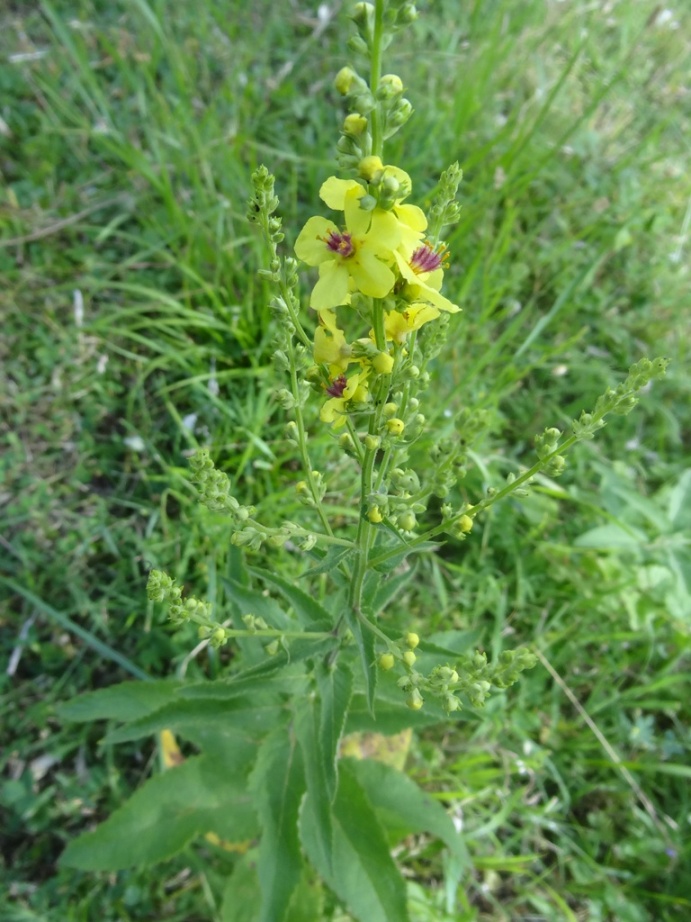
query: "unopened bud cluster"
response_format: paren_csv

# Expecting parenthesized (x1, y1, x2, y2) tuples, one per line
(378, 629, 537, 713)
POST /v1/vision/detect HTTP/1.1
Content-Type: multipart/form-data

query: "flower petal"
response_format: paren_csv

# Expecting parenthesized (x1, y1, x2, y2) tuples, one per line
(311, 260, 351, 311)
(295, 216, 338, 265)
(320, 177, 362, 211)
(350, 250, 396, 298)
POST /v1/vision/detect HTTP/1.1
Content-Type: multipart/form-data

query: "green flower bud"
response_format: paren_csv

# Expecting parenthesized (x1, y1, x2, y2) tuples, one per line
(364, 434, 381, 451)
(398, 511, 416, 532)
(407, 688, 424, 711)
(335, 66, 357, 95)
(372, 351, 394, 374)
(265, 639, 280, 656)
(343, 113, 368, 136)
(368, 506, 383, 524)
(386, 418, 405, 436)
(383, 402, 398, 417)
(379, 652, 395, 671)
(405, 632, 420, 649)
(402, 650, 417, 667)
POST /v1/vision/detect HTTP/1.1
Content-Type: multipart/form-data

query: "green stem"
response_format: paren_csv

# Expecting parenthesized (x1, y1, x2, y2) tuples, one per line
(368, 437, 579, 569)
(370, 0, 386, 158)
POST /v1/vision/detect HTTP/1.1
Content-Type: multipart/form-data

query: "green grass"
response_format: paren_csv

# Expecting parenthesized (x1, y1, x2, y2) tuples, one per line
(1, 0, 690, 919)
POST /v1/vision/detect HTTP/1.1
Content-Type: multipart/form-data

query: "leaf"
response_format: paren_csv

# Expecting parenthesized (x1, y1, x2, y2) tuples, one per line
(344, 607, 377, 715)
(315, 659, 353, 801)
(574, 523, 647, 550)
(249, 726, 306, 922)
(363, 563, 416, 616)
(301, 545, 356, 578)
(346, 688, 448, 735)
(104, 696, 284, 769)
(223, 577, 292, 628)
(294, 698, 334, 878)
(60, 756, 258, 871)
(346, 758, 470, 869)
(300, 761, 409, 922)
(221, 851, 261, 922)
(249, 566, 333, 627)
(667, 469, 691, 531)
(57, 680, 181, 723)
(179, 669, 310, 700)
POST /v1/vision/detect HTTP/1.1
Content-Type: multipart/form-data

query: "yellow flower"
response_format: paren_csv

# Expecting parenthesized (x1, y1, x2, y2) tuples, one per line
(295, 180, 401, 311)
(313, 308, 352, 374)
(320, 368, 370, 428)
(394, 242, 460, 313)
(384, 303, 440, 343)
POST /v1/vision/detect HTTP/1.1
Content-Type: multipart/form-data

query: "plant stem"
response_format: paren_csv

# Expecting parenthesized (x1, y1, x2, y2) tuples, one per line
(370, 0, 385, 157)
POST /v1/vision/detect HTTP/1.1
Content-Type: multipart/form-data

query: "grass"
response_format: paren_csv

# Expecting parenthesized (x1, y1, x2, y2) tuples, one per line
(1, 0, 690, 918)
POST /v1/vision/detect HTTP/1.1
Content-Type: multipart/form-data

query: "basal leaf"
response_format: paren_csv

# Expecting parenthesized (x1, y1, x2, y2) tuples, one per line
(60, 756, 258, 871)
(249, 726, 305, 922)
(300, 760, 409, 922)
(57, 679, 181, 723)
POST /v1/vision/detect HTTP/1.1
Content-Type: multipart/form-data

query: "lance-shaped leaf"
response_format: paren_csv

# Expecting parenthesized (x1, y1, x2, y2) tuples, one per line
(315, 659, 353, 801)
(346, 758, 470, 869)
(249, 566, 333, 627)
(249, 726, 306, 922)
(294, 697, 334, 877)
(300, 760, 409, 922)
(60, 755, 258, 871)
(57, 679, 181, 723)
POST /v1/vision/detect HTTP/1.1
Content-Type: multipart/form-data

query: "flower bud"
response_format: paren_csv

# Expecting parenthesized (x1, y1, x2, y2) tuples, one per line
(405, 632, 420, 650)
(211, 627, 227, 648)
(372, 351, 394, 375)
(402, 650, 416, 667)
(343, 113, 368, 136)
(368, 506, 383, 524)
(457, 514, 473, 533)
(359, 155, 384, 180)
(398, 511, 416, 532)
(364, 434, 381, 451)
(383, 402, 398, 417)
(378, 74, 404, 97)
(407, 689, 424, 711)
(386, 418, 405, 437)
(379, 652, 395, 671)
(265, 639, 280, 656)
(334, 66, 357, 95)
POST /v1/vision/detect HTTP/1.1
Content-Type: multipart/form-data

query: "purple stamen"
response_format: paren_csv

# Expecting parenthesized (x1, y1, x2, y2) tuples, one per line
(410, 244, 443, 274)
(325, 230, 355, 258)
(326, 375, 348, 397)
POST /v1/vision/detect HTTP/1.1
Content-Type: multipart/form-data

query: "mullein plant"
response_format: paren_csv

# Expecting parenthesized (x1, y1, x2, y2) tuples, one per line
(59, 2, 668, 919)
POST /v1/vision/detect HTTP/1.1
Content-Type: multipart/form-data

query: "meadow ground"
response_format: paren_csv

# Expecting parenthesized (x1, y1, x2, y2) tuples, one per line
(1, 1, 690, 919)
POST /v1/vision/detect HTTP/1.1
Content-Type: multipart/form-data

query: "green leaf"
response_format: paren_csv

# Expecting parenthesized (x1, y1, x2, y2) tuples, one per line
(249, 566, 332, 627)
(294, 698, 334, 878)
(301, 545, 356, 578)
(223, 577, 292, 628)
(179, 669, 310, 700)
(363, 563, 416, 616)
(249, 726, 306, 922)
(104, 696, 285, 769)
(344, 607, 377, 715)
(346, 758, 470, 869)
(315, 659, 353, 801)
(61, 756, 258, 871)
(346, 687, 448, 735)
(221, 851, 261, 922)
(57, 679, 181, 723)
(574, 523, 647, 549)
(300, 761, 409, 922)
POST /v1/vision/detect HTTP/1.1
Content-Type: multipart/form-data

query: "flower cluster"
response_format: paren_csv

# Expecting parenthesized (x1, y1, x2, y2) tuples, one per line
(294, 157, 460, 429)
